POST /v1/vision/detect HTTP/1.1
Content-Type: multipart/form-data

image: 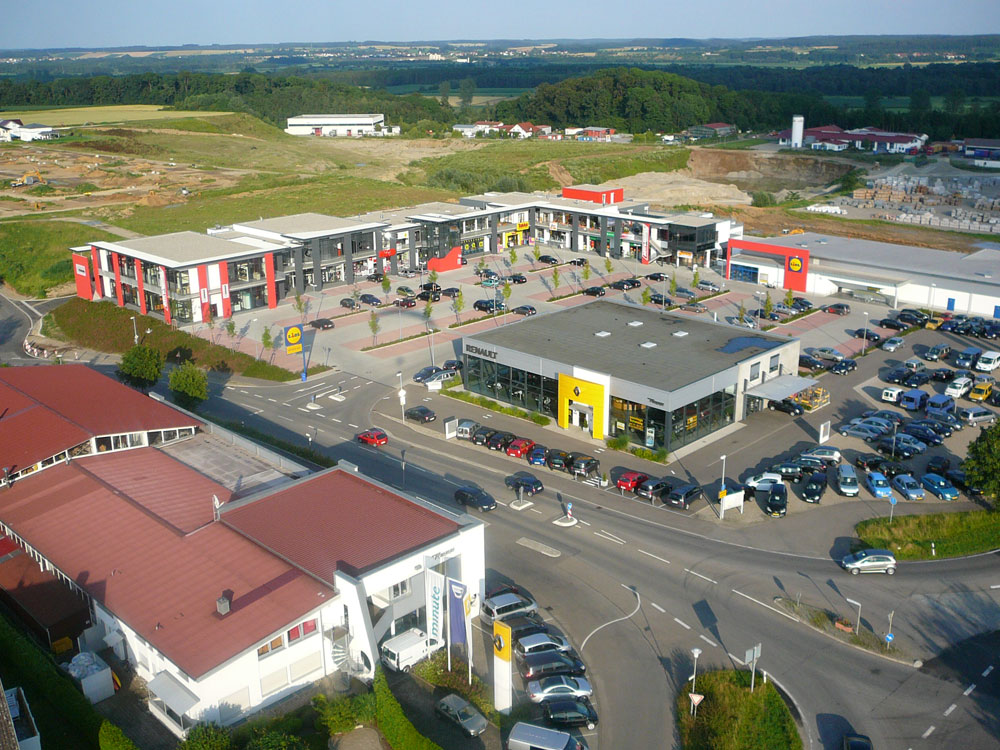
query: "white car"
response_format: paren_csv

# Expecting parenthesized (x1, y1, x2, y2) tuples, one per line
(727, 315, 757, 329)
(526, 675, 594, 703)
(882, 337, 905, 352)
(744, 472, 783, 492)
(800, 446, 842, 464)
(813, 347, 845, 362)
(945, 377, 973, 398)
(849, 417, 893, 434)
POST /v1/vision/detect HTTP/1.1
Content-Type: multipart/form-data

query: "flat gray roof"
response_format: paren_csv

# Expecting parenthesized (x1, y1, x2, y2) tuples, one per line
(104, 232, 276, 266)
(234, 213, 385, 238)
(754, 232, 1000, 290)
(461, 191, 648, 213)
(465, 300, 791, 391)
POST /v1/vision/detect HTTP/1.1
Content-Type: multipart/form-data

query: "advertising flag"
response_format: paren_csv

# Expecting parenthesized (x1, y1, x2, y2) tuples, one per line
(424, 569, 445, 643)
(447, 578, 468, 647)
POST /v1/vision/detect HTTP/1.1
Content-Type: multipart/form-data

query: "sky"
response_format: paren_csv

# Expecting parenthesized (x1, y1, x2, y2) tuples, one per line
(2, 0, 999, 49)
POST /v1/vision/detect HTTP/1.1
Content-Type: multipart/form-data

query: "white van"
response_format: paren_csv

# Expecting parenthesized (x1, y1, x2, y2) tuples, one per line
(946, 377, 973, 398)
(837, 464, 860, 497)
(881, 387, 903, 404)
(975, 350, 1000, 372)
(507, 722, 585, 750)
(456, 419, 480, 440)
(380, 628, 443, 672)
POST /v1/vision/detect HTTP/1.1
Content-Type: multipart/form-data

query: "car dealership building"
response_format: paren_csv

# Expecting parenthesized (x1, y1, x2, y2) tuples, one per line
(460, 301, 803, 453)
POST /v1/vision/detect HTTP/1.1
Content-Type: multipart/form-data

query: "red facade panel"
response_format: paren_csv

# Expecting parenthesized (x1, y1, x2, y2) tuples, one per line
(196, 265, 210, 322)
(726, 238, 810, 293)
(264, 253, 277, 309)
(112, 252, 124, 306)
(72, 253, 92, 300)
(136, 259, 146, 314)
(90, 246, 102, 299)
(161, 265, 171, 325)
(218, 262, 231, 318)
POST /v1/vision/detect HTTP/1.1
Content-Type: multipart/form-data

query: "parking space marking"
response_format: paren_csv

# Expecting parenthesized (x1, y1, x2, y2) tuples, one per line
(990, 584, 1000, 590)
(651, 602, 666, 613)
(922, 726, 935, 739)
(267, 398, 277, 402)
(348, 423, 359, 429)
(731, 589, 800, 622)
(944, 704, 957, 716)
(298, 407, 310, 413)
(529, 508, 543, 514)
(254, 393, 263, 398)
(577, 519, 591, 526)
(331, 418, 342, 423)
(638, 549, 670, 565)
(238, 389, 248, 394)
(684, 568, 718, 585)
(699, 635, 718, 647)
(982, 666, 994, 677)
(963, 683, 976, 696)
(595, 530, 626, 545)
(673, 617, 691, 630)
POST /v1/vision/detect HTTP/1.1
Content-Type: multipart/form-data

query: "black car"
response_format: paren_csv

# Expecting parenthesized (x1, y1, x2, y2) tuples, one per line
(507, 273, 528, 284)
(829, 359, 858, 375)
(902, 424, 943, 446)
(473, 299, 498, 313)
(582, 286, 606, 297)
(538, 255, 560, 265)
(309, 318, 334, 330)
(442, 287, 460, 298)
(367, 272, 385, 283)
(800, 354, 825, 370)
(843, 734, 874, 750)
(503, 613, 549, 641)
(793, 456, 827, 472)
(931, 367, 955, 382)
(770, 462, 805, 482)
(899, 308, 929, 323)
(944, 469, 982, 497)
(567, 453, 600, 478)
(443, 359, 463, 371)
(791, 297, 813, 311)
(769, 398, 804, 415)
(609, 279, 630, 291)
(394, 296, 417, 308)
(513, 305, 537, 316)
(883, 367, 909, 384)
(861, 409, 906, 426)
(505, 474, 544, 496)
(421, 282, 442, 293)
(471, 427, 497, 446)
(801, 471, 827, 503)
(853, 329, 881, 343)
(622, 278, 642, 290)
(904, 371, 931, 388)
(636, 476, 677, 502)
(823, 303, 851, 315)
(340, 298, 361, 310)
(413, 366, 443, 382)
(877, 461, 911, 480)
(546, 450, 571, 471)
(405, 405, 436, 423)
(360, 293, 382, 306)
(646, 272, 669, 282)
(854, 453, 884, 471)
(520, 651, 586, 680)
(454, 487, 497, 512)
(765, 483, 788, 517)
(487, 432, 517, 451)
(909, 418, 951, 437)
(542, 698, 599, 731)
(896, 311, 923, 326)
(650, 293, 672, 306)
(876, 439, 914, 460)
(880, 318, 908, 331)
(569, 258, 588, 267)
(752, 308, 781, 321)
(926, 456, 951, 474)
(416, 289, 441, 302)
(664, 484, 702, 510)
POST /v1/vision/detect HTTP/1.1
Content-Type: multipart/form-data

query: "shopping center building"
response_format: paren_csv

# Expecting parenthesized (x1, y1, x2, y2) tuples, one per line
(460, 300, 803, 453)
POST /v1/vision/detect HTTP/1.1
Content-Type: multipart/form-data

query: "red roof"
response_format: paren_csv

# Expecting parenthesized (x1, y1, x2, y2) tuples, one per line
(0, 463, 331, 678)
(0, 366, 200, 472)
(223, 470, 460, 580)
(0, 541, 89, 630)
(703, 122, 732, 129)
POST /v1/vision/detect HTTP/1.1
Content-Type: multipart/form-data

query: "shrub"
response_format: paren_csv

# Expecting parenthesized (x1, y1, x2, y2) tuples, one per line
(176, 724, 233, 749)
(99, 721, 141, 750)
(313, 692, 377, 735)
(752, 191, 777, 207)
(169, 361, 209, 409)
(413, 651, 497, 723)
(606, 435, 630, 451)
(373, 668, 442, 750)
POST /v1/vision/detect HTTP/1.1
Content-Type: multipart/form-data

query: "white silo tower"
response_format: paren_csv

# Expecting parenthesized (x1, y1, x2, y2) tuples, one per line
(791, 115, 804, 149)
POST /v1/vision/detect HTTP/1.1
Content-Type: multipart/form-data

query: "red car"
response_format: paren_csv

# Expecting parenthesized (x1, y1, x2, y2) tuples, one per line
(616, 471, 649, 493)
(357, 429, 388, 446)
(506, 438, 535, 458)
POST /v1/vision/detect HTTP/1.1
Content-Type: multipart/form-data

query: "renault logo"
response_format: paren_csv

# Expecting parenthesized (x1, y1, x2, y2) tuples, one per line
(493, 634, 505, 652)
(573, 386, 581, 397)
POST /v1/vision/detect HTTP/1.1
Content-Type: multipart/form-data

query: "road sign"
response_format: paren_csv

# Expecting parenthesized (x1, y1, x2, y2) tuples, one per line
(819, 420, 831, 444)
(284, 324, 303, 355)
(889, 495, 897, 505)
(744, 643, 761, 665)
(885, 633, 894, 643)
(689, 693, 704, 707)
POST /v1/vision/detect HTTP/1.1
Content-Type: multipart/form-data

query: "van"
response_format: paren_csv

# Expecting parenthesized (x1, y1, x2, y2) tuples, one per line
(903, 358, 925, 373)
(946, 377, 973, 398)
(975, 350, 1000, 372)
(506, 722, 586, 750)
(969, 381, 993, 402)
(380, 628, 444, 672)
(957, 406, 997, 426)
(456, 419, 480, 440)
(837, 464, 860, 497)
(900, 389, 929, 411)
(480, 592, 537, 625)
(926, 393, 955, 414)
(955, 347, 983, 368)
(881, 387, 904, 404)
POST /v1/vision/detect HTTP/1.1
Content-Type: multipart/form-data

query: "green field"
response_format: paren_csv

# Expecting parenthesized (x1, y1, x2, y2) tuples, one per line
(0, 220, 118, 297)
(823, 95, 1000, 112)
(0, 104, 233, 127)
(856, 509, 1000, 560)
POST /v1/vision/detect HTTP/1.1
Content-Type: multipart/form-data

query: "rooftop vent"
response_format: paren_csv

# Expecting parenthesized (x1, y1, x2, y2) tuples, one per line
(595, 330, 611, 337)
(216, 593, 231, 617)
(640, 341, 657, 349)
(673, 331, 689, 337)
(628, 320, 644, 327)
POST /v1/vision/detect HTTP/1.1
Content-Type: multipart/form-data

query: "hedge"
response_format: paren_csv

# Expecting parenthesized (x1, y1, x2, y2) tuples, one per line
(208, 418, 335, 468)
(373, 668, 442, 750)
(439, 388, 551, 425)
(413, 651, 497, 723)
(98, 722, 140, 750)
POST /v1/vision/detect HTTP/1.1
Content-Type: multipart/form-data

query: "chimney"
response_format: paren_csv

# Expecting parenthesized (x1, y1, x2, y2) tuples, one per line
(216, 593, 231, 616)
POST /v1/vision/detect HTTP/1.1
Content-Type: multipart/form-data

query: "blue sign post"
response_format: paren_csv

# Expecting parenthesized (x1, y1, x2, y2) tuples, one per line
(888, 493, 897, 523)
(885, 633, 894, 644)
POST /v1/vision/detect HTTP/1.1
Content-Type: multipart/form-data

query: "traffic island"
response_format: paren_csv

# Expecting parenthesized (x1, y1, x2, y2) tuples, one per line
(675, 669, 802, 750)
(776, 597, 908, 663)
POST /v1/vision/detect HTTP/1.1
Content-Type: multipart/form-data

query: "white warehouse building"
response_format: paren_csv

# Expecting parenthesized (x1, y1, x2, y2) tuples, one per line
(285, 114, 397, 137)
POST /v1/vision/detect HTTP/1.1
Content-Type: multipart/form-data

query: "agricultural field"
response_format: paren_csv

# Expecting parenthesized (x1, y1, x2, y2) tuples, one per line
(823, 95, 1000, 112)
(0, 220, 119, 297)
(0, 104, 233, 127)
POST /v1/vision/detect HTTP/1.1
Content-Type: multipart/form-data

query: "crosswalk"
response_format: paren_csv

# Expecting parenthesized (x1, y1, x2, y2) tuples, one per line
(580, 476, 601, 487)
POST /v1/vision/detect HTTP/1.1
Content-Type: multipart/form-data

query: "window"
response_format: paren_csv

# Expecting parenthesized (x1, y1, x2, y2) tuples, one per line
(257, 635, 284, 658)
(750, 363, 761, 381)
(391, 580, 410, 599)
(287, 618, 318, 643)
(769, 354, 780, 373)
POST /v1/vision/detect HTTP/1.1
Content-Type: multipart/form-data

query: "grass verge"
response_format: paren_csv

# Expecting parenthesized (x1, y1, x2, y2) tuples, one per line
(777, 597, 904, 659)
(439, 386, 551, 426)
(675, 669, 801, 750)
(448, 313, 511, 328)
(208, 417, 335, 468)
(0, 220, 119, 297)
(855, 510, 1000, 560)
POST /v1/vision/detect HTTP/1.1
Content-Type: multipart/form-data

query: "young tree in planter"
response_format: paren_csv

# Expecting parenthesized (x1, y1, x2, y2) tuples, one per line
(381, 274, 392, 301)
(669, 273, 678, 296)
(738, 300, 747, 322)
(293, 291, 307, 321)
(784, 288, 795, 307)
(509, 247, 518, 267)
(224, 319, 237, 349)
(259, 326, 272, 360)
(169, 361, 208, 410)
(533, 246, 541, 263)
(502, 281, 513, 308)
(641, 287, 652, 306)
(551, 267, 561, 293)
(368, 310, 380, 346)
(117, 345, 163, 390)
(693, 267, 700, 287)
(764, 292, 774, 318)
(582, 261, 591, 283)
(423, 301, 434, 326)
(204, 306, 216, 343)
(604, 257, 613, 275)
(452, 288, 465, 323)
(351, 286, 361, 306)
(477, 257, 488, 276)
(428, 270, 439, 286)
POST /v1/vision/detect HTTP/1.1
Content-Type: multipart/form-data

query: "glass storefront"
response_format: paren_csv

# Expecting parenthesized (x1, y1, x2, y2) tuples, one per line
(464, 356, 558, 418)
(730, 264, 759, 284)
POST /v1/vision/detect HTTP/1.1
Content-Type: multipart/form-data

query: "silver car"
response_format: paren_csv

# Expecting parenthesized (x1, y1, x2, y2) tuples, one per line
(434, 694, 489, 737)
(882, 337, 905, 352)
(526, 675, 594, 703)
(838, 423, 882, 442)
(813, 347, 845, 362)
(840, 548, 897, 575)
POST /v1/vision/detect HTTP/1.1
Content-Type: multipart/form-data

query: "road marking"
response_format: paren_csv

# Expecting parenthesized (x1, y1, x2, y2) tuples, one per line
(595, 530, 625, 545)
(267, 398, 277, 402)
(731, 589, 800, 622)
(579, 584, 640, 650)
(276, 415, 293, 422)
(516, 537, 561, 558)
(651, 602, 666, 613)
(944, 704, 956, 716)
(728, 652, 745, 666)
(348, 423, 359, 429)
(963, 683, 976, 696)
(983, 666, 994, 677)
(254, 393, 263, 398)
(365, 381, 373, 385)
(529, 508, 543, 514)
(991, 584, 1000, 590)
(699, 635, 718, 647)
(350, 376, 359, 380)
(685, 568, 718, 585)
(638, 549, 670, 565)
(577, 519, 591, 526)
(353, 384, 363, 390)
(494, 499, 508, 507)
(239, 389, 248, 394)
(331, 418, 342, 423)
(298, 407, 310, 413)
(673, 617, 691, 630)
(922, 726, 935, 739)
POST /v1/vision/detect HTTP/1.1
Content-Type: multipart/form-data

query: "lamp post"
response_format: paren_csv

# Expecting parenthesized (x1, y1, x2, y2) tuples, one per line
(846, 597, 862, 635)
(396, 371, 405, 422)
(862, 311, 869, 352)
(130, 316, 139, 346)
(928, 282, 936, 311)
(306, 433, 312, 450)
(690, 647, 702, 716)
(720, 454, 727, 495)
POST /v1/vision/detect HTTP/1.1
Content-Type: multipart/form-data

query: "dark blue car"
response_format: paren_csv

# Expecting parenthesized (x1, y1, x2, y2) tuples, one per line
(527, 445, 548, 466)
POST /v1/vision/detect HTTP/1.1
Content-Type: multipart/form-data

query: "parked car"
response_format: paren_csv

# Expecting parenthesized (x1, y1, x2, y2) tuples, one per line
(520, 651, 587, 680)
(853, 329, 881, 343)
(405, 405, 436, 423)
(340, 298, 361, 310)
(744, 472, 782, 495)
(880, 318, 908, 331)
(801, 471, 827, 503)
(675, 287, 697, 299)
(664, 483, 702, 510)
(505, 474, 544, 496)
(569, 258, 588, 267)
(829, 359, 858, 375)
(542, 698, 599, 731)
(841, 548, 897, 575)
(680, 302, 708, 313)
(526, 675, 593, 703)
(394, 296, 417, 308)
(842, 733, 874, 750)
(650, 293, 671, 307)
(538, 255, 560, 265)
(926, 344, 951, 361)
(309, 317, 334, 330)
(360, 293, 382, 306)
(901, 424, 943, 446)
(513, 305, 537, 316)
(356, 428, 388, 446)
(697, 280, 720, 292)
(507, 273, 527, 284)
(396, 286, 416, 298)
(876, 439, 914, 460)
(646, 271, 669, 281)
(883, 367, 909, 385)
(904, 371, 931, 388)
(443, 359, 463, 371)
(582, 286, 606, 297)
(838, 423, 882, 442)
(487, 432, 517, 451)
(765, 483, 788, 517)
(894, 433, 928, 453)
(791, 297, 813, 311)
(876, 461, 912, 480)
(506, 438, 536, 458)
(416, 289, 441, 302)
(413, 366, 443, 383)
(865, 472, 892, 499)
(616, 471, 649, 493)
(567, 454, 600, 478)
(527, 445, 548, 466)
(921, 473, 959, 501)
(891, 474, 925, 501)
(813, 347, 845, 362)
(729, 315, 758, 329)
(800, 446, 842, 465)
(926, 455, 951, 474)
(769, 398, 804, 415)
(800, 354, 825, 370)
(434, 695, 489, 737)
(770, 462, 805, 482)
(823, 303, 851, 315)
(546, 450, 571, 471)
(946, 377, 973, 398)
(944, 469, 982, 498)
(367, 272, 385, 283)
(931, 367, 955, 382)
(854, 453, 884, 472)
(636, 477, 677, 502)
(441, 287, 460, 298)
(882, 337, 905, 352)
(454, 486, 497, 511)
(471, 427, 496, 446)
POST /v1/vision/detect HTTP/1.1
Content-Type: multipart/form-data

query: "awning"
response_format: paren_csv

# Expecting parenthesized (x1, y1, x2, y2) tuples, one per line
(102, 630, 123, 648)
(745, 374, 818, 402)
(147, 671, 200, 716)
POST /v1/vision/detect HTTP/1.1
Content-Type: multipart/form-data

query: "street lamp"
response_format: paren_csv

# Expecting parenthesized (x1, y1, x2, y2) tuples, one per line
(720, 454, 727, 495)
(690, 647, 703, 716)
(862, 311, 869, 351)
(396, 371, 406, 422)
(846, 597, 862, 635)
(129, 315, 139, 346)
(306, 432, 312, 450)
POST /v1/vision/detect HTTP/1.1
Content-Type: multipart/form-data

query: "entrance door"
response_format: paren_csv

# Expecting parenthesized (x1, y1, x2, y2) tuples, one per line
(994, 305, 1000, 319)
(948, 298, 956, 312)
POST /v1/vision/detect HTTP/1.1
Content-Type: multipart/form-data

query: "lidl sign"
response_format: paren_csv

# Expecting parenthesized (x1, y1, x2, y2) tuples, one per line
(787, 256, 804, 273)
(284, 324, 303, 355)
